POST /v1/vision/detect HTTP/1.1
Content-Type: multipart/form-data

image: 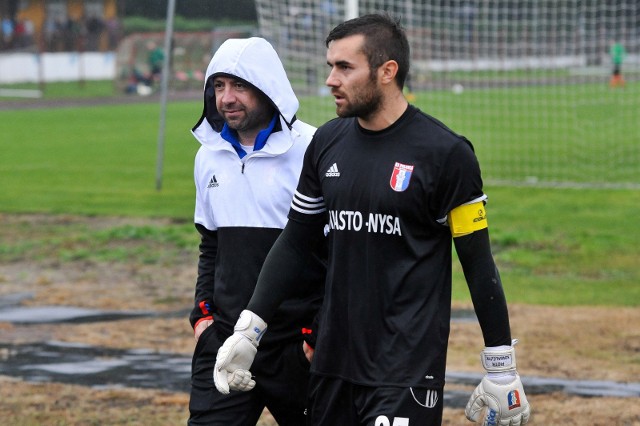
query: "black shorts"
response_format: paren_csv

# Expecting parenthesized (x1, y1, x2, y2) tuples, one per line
(613, 64, 621, 75)
(188, 324, 311, 426)
(307, 375, 443, 426)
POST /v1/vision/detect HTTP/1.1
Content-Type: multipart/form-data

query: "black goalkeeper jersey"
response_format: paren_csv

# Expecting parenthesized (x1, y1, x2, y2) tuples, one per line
(289, 105, 485, 388)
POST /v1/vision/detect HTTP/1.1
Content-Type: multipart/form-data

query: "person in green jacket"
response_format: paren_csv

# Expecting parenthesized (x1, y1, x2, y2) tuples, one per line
(609, 41, 626, 87)
(146, 41, 164, 85)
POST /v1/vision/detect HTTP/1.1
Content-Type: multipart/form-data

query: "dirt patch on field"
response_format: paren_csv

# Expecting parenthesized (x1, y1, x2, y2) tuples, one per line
(0, 213, 638, 425)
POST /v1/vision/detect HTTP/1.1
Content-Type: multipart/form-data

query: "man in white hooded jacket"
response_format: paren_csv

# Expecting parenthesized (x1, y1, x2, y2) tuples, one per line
(188, 37, 326, 425)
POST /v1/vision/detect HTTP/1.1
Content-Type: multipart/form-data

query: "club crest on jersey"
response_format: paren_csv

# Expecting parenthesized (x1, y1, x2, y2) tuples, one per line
(390, 162, 414, 192)
(507, 390, 521, 410)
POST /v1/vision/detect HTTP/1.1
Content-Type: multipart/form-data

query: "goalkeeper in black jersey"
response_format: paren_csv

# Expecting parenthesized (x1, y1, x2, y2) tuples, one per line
(214, 13, 531, 426)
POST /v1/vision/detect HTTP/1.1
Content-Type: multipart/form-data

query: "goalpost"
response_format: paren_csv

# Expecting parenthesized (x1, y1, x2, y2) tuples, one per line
(255, 0, 639, 188)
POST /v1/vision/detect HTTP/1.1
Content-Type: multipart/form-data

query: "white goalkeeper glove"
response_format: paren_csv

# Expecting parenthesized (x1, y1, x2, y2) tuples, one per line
(213, 310, 267, 394)
(465, 339, 531, 426)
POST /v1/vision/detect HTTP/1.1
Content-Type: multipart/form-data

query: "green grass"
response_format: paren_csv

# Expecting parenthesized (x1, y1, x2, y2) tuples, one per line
(1, 100, 200, 218)
(0, 216, 196, 265)
(0, 80, 118, 100)
(1, 83, 639, 307)
(452, 186, 640, 306)
(432, 83, 639, 185)
(300, 81, 640, 186)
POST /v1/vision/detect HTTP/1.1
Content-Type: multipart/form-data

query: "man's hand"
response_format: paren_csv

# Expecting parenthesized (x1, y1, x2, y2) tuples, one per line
(465, 340, 531, 425)
(213, 310, 267, 394)
(194, 318, 213, 342)
(302, 341, 314, 363)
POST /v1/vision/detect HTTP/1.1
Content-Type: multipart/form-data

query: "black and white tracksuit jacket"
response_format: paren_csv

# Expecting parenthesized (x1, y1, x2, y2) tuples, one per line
(189, 37, 325, 348)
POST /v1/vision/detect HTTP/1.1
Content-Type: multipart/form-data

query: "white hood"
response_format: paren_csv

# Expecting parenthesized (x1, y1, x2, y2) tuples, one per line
(192, 37, 299, 137)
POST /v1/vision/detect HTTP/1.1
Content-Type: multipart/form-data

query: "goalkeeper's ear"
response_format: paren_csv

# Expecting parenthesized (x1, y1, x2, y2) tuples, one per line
(379, 59, 399, 87)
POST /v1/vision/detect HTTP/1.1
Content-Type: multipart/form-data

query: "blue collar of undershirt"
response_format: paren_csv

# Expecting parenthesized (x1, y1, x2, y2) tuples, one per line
(220, 113, 278, 159)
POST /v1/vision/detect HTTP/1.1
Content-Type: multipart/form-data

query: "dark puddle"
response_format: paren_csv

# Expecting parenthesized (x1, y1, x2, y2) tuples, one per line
(0, 305, 156, 324)
(0, 296, 638, 406)
(1, 340, 638, 408)
(0, 292, 161, 324)
(0, 340, 192, 392)
(446, 371, 640, 398)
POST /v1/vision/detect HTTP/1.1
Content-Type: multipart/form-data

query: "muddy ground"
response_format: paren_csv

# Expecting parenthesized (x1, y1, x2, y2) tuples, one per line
(0, 214, 638, 425)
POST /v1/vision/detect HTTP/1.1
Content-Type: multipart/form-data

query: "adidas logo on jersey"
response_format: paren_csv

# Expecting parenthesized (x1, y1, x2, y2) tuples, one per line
(325, 163, 340, 177)
(207, 175, 219, 188)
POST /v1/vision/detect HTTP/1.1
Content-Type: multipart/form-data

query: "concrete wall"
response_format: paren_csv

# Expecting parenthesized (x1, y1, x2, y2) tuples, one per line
(0, 52, 116, 83)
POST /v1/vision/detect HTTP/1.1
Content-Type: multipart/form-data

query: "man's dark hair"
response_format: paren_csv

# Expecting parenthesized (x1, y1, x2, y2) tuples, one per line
(325, 13, 410, 89)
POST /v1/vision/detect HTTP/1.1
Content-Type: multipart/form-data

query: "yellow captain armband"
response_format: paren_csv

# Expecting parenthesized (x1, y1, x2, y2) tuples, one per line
(449, 201, 488, 237)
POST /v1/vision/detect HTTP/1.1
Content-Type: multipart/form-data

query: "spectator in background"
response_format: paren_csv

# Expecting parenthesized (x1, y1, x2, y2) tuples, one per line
(43, 15, 56, 51)
(14, 18, 35, 49)
(62, 16, 78, 51)
(85, 14, 104, 51)
(1, 17, 14, 49)
(106, 17, 121, 50)
(609, 40, 626, 88)
(24, 18, 35, 47)
(52, 17, 65, 51)
(13, 19, 25, 48)
(146, 41, 165, 85)
(459, 0, 476, 43)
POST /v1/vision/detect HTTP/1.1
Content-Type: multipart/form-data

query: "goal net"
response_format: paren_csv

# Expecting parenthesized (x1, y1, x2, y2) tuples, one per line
(255, 0, 640, 188)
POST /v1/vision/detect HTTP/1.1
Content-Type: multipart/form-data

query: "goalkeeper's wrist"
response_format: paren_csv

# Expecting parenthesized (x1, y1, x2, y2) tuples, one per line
(481, 340, 520, 385)
(234, 310, 267, 347)
(481, 339, 518, 373)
